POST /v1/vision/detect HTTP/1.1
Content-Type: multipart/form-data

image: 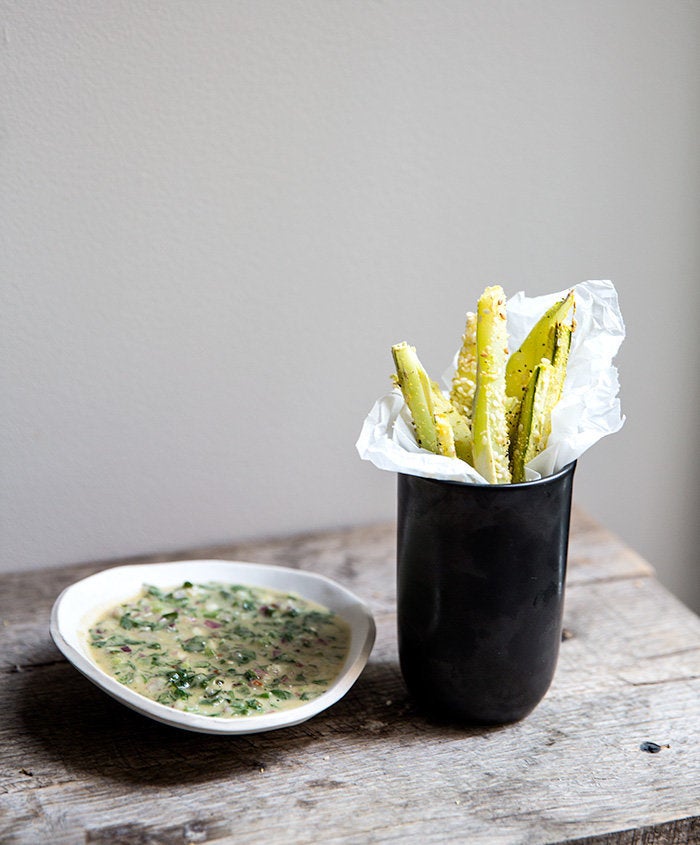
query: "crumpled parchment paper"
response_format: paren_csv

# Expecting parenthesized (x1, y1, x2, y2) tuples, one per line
(356, 279, 625, 484)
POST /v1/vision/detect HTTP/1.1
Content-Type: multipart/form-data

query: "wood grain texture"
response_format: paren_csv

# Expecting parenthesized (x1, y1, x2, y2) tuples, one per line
(563, 816, 700, 845)
(1, 509, 698, 844)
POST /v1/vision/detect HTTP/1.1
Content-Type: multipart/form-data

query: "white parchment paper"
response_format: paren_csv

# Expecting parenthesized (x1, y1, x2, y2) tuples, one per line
(356, 280, 625, 484)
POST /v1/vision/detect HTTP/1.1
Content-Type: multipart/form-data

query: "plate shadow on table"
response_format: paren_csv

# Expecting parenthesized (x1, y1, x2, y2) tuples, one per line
(14, 651, 506, 788)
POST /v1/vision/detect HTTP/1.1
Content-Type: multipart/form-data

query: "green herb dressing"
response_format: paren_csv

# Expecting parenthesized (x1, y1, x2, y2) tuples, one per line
(88, 581, 351, 718)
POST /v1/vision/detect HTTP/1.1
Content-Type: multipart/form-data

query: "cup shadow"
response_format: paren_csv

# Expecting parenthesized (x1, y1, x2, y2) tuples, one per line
(16, 649, 506, 787)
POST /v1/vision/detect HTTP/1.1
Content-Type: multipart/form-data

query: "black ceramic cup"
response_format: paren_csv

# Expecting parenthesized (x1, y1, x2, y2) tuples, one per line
(397, 461, 576, 725)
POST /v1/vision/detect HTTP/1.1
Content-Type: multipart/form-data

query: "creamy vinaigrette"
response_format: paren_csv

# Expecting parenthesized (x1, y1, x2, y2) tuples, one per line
(88, 581, 351, 717)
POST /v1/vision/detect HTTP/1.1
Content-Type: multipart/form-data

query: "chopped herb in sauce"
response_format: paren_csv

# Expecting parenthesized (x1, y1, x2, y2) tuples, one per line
(88, 581, 351, 718)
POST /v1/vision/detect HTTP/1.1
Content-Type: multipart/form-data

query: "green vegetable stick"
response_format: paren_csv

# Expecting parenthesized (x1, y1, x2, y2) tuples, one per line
(391, 342, 438, 453)
(430, 380, 473, 464)
(450, 311, 477, 423)
(471, 286, 511, 484)
(511, 360, 555, 483)
(506, 290, 575, 401)
(434, 412, 457, 458)
(541, 321, 573, 443)
(505, 393, 521, 451)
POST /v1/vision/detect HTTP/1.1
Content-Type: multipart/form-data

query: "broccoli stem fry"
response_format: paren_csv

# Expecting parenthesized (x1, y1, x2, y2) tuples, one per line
(472, 286, 511, 484)
(434, 412, 457, 458)
(506, 290, 574, 402)
(450, 311, 478, 423)
(391, 342, 439, 453)
(430, 381, 473, 464)
(511, 361, 555, 483)
(541, 321, 573, 444)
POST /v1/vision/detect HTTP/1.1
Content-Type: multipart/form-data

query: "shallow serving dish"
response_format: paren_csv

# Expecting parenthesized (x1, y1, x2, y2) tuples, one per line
(50, 559, 376, 735)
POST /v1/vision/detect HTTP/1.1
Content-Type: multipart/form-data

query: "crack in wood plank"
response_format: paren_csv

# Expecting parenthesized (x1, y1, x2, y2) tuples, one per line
(85, 817, 230, 844)
(1, 659, 67, 675)
(567, 571, 653, 587)
(558, 814, 700, 844)
(643, 645, 700, 660)
(625, 675, 700, 687)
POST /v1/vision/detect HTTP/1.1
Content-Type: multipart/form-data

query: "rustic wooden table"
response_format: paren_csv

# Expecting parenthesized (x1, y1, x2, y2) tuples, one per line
(1, 509, 699, 844)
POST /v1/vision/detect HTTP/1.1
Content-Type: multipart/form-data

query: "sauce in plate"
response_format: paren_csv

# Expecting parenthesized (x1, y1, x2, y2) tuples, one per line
(87, 581, 351, 718)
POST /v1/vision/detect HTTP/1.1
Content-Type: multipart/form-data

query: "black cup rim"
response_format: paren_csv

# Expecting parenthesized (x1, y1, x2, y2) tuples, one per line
(398, 459, 576, 491)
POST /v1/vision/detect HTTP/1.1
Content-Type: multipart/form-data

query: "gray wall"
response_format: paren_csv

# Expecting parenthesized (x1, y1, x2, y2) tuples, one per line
(2, 1, 699, 611)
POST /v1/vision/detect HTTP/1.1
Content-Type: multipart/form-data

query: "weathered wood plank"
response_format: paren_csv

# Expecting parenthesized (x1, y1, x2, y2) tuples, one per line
(0, 656, 698, 844)
(0, 514, 696, 845)
(562, 816, 700, 845)
(565, 509, 654, 586)
(0, 509, 652, 673)
(0, 508, 653, 606)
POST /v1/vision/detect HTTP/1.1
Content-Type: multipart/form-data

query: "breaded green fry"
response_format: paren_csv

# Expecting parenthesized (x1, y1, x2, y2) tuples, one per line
(434, 412, 457, 458)
(450, 311, 477, 423)
(472, 286, 511, 483)
(506, 290, 574, 402)
(541, 321, 573, 444)
(510, 360, 555, 483)
(430, 381, 473, 464)
(391, 342, 438, 453)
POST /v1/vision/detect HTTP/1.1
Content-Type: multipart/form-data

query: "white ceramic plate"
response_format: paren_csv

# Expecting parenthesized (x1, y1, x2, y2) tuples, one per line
(50, 560, 376, 735)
